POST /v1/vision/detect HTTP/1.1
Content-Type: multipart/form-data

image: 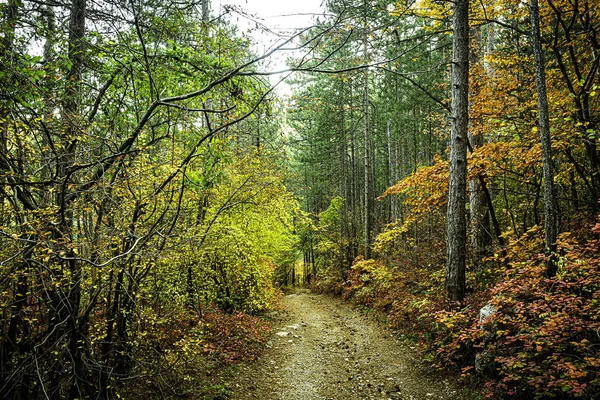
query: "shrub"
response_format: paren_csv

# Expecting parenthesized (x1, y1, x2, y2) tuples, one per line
(201, 307, 272, 364)
(420, 219, 600, 399)
(335, 216, 600, 399)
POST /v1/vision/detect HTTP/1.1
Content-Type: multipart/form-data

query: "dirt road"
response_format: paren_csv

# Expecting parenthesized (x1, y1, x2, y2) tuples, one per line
(228, 290, 460, 400)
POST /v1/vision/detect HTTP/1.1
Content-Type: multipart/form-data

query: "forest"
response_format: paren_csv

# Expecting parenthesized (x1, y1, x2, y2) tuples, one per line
(0, 0, 598, 399)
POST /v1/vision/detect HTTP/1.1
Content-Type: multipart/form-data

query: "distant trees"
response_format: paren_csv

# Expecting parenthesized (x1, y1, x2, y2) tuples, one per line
(288, 0, 449, 283)
(290, 0, 599, 301)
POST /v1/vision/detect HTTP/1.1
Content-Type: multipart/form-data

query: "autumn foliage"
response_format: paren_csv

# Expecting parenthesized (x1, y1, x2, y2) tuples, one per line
(201, 307, 273, 364)
(339, 217, 600, 398)
(114, 304, 273, 399)
(301, 0, 600, 397)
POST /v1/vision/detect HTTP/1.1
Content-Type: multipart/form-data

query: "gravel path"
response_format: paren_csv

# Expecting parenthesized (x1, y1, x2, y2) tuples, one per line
(228, 290, 460, 400)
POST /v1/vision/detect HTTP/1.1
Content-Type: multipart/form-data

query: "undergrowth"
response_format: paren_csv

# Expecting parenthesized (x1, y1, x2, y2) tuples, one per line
(335, 216, 600, 399)
(118, 305, 273, 399)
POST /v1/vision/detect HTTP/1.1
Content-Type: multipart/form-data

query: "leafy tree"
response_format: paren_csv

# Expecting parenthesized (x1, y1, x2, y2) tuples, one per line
(0, 0, 305, 397)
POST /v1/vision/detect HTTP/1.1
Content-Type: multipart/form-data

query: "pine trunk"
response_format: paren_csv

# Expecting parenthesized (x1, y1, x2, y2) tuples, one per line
(363, 1, 372, 259)
(446, 0, 469, 303)
(530, 0, 558, 276)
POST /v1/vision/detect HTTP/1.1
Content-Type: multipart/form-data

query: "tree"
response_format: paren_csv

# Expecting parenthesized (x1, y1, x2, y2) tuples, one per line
(468, 26, 492, 266)
(530, 0, 558, 276)
(445, 0, 469, 302)
(363, 0, 373, 259)
(0, 0, 315, 396)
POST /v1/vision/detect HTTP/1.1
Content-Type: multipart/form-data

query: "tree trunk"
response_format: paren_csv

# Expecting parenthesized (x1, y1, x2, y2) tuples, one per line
(446, 0, 469, 303)
(0, 0, 19, 178)
(530, 0, 558, 276)
(0, 1, 22, 396)
(56, 0, 87, 398)
(202, 0, 210, 22)
(363, 2, 372, 259)
(350, 79, 359, 261)
(387, 118, 394, 222)
(484, 22, 496, 78)
(469, 28, 491, 265)
(340, 95, 352, 269)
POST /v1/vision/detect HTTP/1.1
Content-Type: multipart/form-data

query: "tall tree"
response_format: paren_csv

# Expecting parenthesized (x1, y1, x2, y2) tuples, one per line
(530, 0, 558, 276)
(446, 0, 469, 302)
(363, 0, 373, 259)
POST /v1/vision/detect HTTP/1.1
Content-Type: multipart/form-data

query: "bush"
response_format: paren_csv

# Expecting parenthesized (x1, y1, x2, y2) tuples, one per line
(474, 224, 600, 398)
(334, 216, 600, 399)
(117, 304, 272, 399)
(411, 220, 600, 399)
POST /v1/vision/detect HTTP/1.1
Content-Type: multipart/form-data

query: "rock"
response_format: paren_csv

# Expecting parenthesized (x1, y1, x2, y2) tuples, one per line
(276, 331, 290, 337)
(479, 303, 498, 341)
(286, 323, 306, 330)
(479, 304, 496, 324)
(477, 306, 499, 373)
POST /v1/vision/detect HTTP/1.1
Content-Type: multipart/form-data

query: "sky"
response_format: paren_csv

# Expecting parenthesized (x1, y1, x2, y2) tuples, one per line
(220, 0, 325, 31)
(218, 0, 327, 93)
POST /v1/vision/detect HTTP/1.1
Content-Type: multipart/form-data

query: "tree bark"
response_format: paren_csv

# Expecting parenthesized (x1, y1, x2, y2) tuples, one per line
(469, 28, 491, 265)
(387, 118, 394, 222)
(0, 0, 19, 176)
(350, 80, 359, 261)
(446, 0, 469, 303)
(202, 0, 210, 22)
(57, 1, 87, 398)
(530, 0, 558, 276)
(363, 0, 372, 259)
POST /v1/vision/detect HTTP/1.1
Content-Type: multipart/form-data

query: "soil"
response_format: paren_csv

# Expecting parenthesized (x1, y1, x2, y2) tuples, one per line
(227, 289, 461, 400)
